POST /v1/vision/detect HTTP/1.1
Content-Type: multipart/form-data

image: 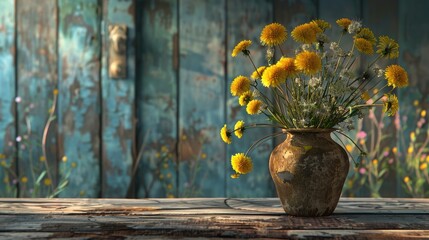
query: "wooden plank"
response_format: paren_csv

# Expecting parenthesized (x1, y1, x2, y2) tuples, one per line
(226, 0, 276, 197)
(178, 0, 226, 197)
(0, 198, 429, 239)
(101, 0, 136, 197)
(0, 0, 16, 197)
(57, 0, 101, 197)
(397, 0, 429, 197)
(136, 0, 178, 198)
(16, 0, 58, 197)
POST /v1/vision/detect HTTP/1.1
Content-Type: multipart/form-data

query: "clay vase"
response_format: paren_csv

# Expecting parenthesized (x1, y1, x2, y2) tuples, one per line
(269, 128, 349, 217)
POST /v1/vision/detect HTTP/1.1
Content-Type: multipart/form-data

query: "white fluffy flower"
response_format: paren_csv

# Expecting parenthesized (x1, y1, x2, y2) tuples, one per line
(347, 21, 362, 34)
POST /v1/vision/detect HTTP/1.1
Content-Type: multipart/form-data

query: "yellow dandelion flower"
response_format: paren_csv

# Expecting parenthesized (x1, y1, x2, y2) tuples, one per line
(231, 153, 253, 174)
(355, 28, 376, 44)
(291, 22, 321, 44)
(276, 57, 298, 78)
(246, 99, 263, 115)
(382, 94, 399, 116)
(420, 163, 428, 170)
(234, 120, 245, 139)
(21, 176, 28, 183)
(377, 36, 399, 59)
(345, 144, 353, 152)
(361, 91, 371, 101)
(231, 40, 252, 57)
(385, 65, 409, 88)
(220, 124, 232, 144)
(311, 19, 331, 32)
(230, 75, 251, 96)
(251, 66, 267, 80)
(238, 91, 254, 106)
(44, 178, 52, 186)
(261, 65, 287, 88)
(294, 51, 322, 75)
(404, 176, 410, 183)
(354, 38, 374, 55)
(421, 110, 427, 117)
(260, 23, 287, 46)
(336, 18, 352, 30)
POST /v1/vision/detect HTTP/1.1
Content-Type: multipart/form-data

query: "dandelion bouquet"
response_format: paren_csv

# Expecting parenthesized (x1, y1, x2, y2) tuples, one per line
(221, 18, 409, 178)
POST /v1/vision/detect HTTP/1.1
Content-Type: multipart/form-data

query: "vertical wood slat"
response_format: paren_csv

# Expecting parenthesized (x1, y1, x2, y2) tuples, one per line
(226, 0, 275, 197)
(101, 0, 136, 197)
(178, 0, 226, 197)
(16, 0, 58, 197)
(57, 0, 101, 197)
(0, 0, 16, 197)
(137, 0, 178, 198)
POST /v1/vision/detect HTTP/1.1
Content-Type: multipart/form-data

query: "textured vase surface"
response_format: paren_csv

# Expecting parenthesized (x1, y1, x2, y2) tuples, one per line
(269, 128, 349, 217)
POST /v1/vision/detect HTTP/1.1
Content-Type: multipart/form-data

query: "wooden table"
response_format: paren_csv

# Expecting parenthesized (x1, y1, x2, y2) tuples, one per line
(0, 198, 428, 239)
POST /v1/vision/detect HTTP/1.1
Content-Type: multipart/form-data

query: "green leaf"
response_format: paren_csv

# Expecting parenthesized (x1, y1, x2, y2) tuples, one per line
(35, 171, 47, 185)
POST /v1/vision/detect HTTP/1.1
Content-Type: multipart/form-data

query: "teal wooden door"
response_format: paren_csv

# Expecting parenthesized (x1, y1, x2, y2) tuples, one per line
(0, 0, 428, 198)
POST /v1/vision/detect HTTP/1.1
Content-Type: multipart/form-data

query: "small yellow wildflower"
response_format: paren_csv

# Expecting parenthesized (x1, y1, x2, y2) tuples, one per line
(404, 176, 410, 183)
(53, 89, 59, 95)
(336, 18, 352, 30)
(373, 88, 379, 94)
(420, 163, 428, 170)
(246, 99, 262, 115)
(354, 38, 374, 55)
(377, 36, 399, 59)
(62, 156, 68, 162)
(295, 51, 322, 75)
(231, 173, 240, 179)
(372, 159, 378, 165)
(392, 147, 398, 154)
(167, 173, 172, 178)
(159, 174, 164, 180)
(0, 153, 5, 159)
(201, 153, 207, 159)
(361, 91, 371, 101)
(39, 156, 46, 162)
(71, 162, 77, 168)
(291, 22, 321, 44)
(238, 91, 254, 106)
(385, 65, 409, 88)
(359, 139, 365, 146)
(410, 132, 416, 142)
(414, 100, 419, 106)
(44, 178, 52, 186)
(426, 155, 429, 162)
(261, 65, 287, 88)
(260, 23, 287, 46)
(355, 28, 376, 44)
(220, 124, 232, 144)
(345, 144, 353, 152)
(163, 163, 169, 169)
(21, 176, 28, 183)
(276, 57, 298, 78)
(251, 66, 267, 80)
(167, 184, 173, 190)
(421, 110, 427, 118)
(382, 94, 399, 116)
(231, 40, 252, 57)
(161, 146, 169, 153)
(231, 153, 253, 175)
(1, 160, 6, 167)
(408, 146, 414, 154)
(230, 75, 251, 96)
(234, 120, 245, 139)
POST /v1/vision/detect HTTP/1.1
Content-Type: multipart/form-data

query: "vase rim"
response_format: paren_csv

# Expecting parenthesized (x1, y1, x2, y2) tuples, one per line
(282, 128, 337, 133)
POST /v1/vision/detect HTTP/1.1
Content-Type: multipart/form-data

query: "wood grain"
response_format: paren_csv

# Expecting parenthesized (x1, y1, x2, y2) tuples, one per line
(0, 198, 428, 239)
(57, 0, 101, 198)
(226, 0, 276, 197)
(101, 0, 136, 198)
(16, 0, 58, 197)
(137, 0, 178, 198)
(0, 0, 16, 197)
(178, 0, 226, 197)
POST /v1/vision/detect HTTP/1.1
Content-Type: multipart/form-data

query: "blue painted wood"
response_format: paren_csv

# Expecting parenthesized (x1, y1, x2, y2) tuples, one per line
(178, 0, 226, 197)
(137, 0, 178, 198)
(101, 0, 135, 197)
(16, 0, 58, 197)
(0, 0, 16, 197)
(226, 0, 276, 197)
(57, 0, 101, 197)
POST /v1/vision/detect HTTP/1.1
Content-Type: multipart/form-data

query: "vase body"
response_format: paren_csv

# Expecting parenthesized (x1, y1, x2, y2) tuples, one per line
(269, 129, 349, 217)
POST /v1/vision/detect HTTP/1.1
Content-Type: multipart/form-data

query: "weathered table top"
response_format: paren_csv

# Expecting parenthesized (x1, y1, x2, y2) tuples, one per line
(0, 198, 428, 239)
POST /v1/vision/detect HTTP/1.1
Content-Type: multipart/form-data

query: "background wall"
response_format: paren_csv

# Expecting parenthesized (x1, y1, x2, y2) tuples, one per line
(0, 0, 428, 198)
